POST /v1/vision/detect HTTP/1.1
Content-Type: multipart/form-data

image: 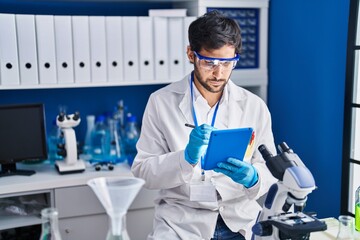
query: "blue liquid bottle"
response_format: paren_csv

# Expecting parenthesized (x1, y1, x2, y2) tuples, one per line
(90, 115, 111, 163)
(47, 120, 63, 163)
(124, 114, 140, 166)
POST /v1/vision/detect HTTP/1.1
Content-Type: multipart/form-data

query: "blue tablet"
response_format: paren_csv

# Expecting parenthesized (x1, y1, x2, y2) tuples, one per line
(203, 127, 254, 170)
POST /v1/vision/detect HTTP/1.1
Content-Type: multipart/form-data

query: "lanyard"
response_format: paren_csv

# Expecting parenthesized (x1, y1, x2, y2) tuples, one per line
(190, 72, 221, 128)
(190, 72, 222, 179)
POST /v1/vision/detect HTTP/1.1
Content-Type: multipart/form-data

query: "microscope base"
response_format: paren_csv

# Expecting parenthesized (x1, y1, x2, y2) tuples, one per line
(55, 160, 86, 174)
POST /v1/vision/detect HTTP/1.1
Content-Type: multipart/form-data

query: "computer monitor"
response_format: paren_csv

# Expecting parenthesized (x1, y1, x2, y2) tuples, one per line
(0, 103, 47, 177)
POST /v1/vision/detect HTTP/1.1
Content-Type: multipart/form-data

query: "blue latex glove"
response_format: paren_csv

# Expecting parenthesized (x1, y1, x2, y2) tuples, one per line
(214, 157, 258, 188)
(184, 124, 214, 165)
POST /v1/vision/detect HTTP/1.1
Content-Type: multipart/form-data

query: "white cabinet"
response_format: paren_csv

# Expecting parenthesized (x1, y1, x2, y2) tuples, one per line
(0, 163, 157, 240)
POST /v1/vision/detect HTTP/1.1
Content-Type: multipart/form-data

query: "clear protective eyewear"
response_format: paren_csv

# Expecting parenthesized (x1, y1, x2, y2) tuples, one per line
(193, 51, 240, 71)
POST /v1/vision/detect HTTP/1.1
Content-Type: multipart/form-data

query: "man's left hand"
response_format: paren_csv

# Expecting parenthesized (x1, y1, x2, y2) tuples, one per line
(214, 158, 258, 188)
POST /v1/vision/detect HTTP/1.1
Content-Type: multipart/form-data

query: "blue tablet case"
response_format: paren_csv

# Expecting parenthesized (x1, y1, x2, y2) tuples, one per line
(203, 127, 253, 170)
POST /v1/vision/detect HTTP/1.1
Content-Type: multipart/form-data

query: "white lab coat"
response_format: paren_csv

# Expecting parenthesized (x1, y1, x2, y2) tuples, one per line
(131, 74, 277, 240)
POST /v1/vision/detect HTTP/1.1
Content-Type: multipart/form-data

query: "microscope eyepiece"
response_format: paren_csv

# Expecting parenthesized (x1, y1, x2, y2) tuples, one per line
(278, 142, 293, 153)
(57, 112, 65, 122)
(258, 144, 273, 161)
(73, 111, 80, 121)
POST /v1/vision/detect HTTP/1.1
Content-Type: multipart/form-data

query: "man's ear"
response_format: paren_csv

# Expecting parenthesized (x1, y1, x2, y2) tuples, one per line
(186, 46, 194, 64)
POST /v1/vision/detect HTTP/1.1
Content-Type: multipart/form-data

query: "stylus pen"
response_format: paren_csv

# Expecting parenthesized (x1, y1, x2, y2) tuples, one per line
(185, 123, 195, 128)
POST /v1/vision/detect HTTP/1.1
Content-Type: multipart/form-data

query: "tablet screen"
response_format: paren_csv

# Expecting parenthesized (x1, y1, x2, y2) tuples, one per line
(203, 127, 253, 170)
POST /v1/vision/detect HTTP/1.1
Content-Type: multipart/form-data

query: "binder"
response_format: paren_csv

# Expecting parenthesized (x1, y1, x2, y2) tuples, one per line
(54, 15, 74, 84)
(16, 14, 39, 85)
(0, 14, 20, 85)
(35, 15, 57, 84)
(138, 17, 154, 82)
(183, 17, 196, 75)
(153, 17, 169, 81)
(72, 16, 91, 83)
(168, 17, 184, 82)
(89, 16, 107, 83)
(105, 16, 124, 83)
(122, 17, 139, 82)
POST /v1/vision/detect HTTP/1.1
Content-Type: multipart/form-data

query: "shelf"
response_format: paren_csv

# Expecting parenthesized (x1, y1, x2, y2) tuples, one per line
(0, 69, 267, 91)
(0, 215, 42, 231)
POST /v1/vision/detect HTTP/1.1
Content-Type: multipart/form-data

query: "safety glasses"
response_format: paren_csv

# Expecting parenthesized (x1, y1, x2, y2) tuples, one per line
(193, 51, 240, 71)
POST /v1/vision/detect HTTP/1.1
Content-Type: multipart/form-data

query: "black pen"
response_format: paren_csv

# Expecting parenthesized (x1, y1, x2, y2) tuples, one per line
(185, 123, 195, 128)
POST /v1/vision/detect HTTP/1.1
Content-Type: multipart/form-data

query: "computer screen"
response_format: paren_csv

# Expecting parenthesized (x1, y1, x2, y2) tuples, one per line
(0, 103, 47, 177)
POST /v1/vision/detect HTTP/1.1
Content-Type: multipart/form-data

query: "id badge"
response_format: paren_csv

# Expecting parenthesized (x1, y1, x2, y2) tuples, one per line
(190, 181, 217, 202)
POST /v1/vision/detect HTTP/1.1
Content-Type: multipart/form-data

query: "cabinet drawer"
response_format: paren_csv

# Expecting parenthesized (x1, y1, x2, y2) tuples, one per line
(55, 185, 158, 218)
(59, 214, 108, 240)
(55, 185, 105, 218)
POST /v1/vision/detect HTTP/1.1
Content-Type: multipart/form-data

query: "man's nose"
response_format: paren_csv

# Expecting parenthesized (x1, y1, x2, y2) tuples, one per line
(212, 64, 224, 78)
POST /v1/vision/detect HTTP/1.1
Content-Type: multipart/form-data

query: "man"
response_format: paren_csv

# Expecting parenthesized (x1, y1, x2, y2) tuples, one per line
(131, 10, 277, 240)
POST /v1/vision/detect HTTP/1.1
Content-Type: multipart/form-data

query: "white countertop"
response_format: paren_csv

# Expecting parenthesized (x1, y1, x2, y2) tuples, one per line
(311, 217, 360, 240)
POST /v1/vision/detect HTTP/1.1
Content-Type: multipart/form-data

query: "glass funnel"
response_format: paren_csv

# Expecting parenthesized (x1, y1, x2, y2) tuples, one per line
(87, 177, 145, 240)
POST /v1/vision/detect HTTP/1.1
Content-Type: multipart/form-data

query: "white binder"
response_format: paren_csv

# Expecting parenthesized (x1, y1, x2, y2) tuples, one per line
(168, 17, 184, 82)
(35, 15, 57, 84)
(16, 14, 39, 85)
(105, 16, 124, 83)
(89, 16, 107, 83)
(138, 17, 154, 82)
(184, 17, 196, 75)
(72, 16, 91, 83)
(0, 14, 20, 85)
(122, 17, 139, 82)
(54, 15, 74, 84)
(153, 17, 169, 81)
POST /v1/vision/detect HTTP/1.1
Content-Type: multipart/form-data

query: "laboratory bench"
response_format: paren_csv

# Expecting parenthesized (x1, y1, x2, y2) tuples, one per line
(1, 162, 359, 239)
(0, 162, 157, 240)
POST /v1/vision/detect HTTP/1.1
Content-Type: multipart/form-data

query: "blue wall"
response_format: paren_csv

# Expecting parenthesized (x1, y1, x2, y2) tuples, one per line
(0, 0, 351, 219)
(268, 0, 350, 218)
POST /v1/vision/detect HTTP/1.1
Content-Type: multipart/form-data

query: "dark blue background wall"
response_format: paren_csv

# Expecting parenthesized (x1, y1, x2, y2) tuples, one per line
(0, 0, 351, 219)
(268, 0, 350, 218)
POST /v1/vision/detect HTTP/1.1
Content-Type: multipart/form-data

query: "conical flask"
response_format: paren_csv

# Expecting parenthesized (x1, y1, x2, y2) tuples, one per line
(87, 177, 145, 240)
(39, 208, 62, 240)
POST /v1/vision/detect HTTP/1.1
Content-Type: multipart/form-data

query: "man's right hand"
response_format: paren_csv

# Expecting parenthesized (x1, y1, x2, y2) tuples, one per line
(184, 124, 214, 165)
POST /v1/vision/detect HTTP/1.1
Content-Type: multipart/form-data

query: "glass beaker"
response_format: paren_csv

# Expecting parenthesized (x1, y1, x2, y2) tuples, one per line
(87, 177, 145, 240)
(39, 207, 62, 240)
(336, 215, 355, 240)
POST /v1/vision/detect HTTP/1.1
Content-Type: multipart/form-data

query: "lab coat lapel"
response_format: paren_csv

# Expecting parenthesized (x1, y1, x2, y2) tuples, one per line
(177, 75, 194, 125)
(227, 81, 244, 128)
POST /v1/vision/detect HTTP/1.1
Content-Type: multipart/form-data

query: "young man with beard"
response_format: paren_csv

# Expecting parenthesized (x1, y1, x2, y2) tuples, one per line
(131, 10, 277, 240)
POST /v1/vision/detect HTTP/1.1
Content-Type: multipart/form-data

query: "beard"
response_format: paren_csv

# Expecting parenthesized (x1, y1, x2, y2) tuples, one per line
(193, 66, 229, 93)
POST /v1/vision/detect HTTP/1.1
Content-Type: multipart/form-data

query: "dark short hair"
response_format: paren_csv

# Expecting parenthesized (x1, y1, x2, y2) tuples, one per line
(188, 10, 242, 54)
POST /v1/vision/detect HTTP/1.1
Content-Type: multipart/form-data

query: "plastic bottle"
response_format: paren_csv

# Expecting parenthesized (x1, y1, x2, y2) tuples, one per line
(47, 120, 63, 163)
(124, 113, 140, 166)
(83, 115, 95, 158)
(90, 115, 111, 162)
(39, 208, 62, 240)
(108, 118, 126, 163)
(356, 186, 360, 232)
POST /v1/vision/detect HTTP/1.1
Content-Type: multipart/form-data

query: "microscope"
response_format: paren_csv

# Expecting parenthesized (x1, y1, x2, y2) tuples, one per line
(252, 142, 327, 240)
(55, 111, 86, 174)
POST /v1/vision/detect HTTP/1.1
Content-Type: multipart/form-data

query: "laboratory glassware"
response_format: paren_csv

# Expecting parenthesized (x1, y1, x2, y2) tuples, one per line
(47, 120, 63, 163)
(39, 207, 62, 240)
(108, 118, 126, 164)
(336, 215, 354, 240)
(124, 114, 140, 166)
(87, 177, 145, 240)
(83, 115, 95, 158)
(90, 115, 111, 162)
